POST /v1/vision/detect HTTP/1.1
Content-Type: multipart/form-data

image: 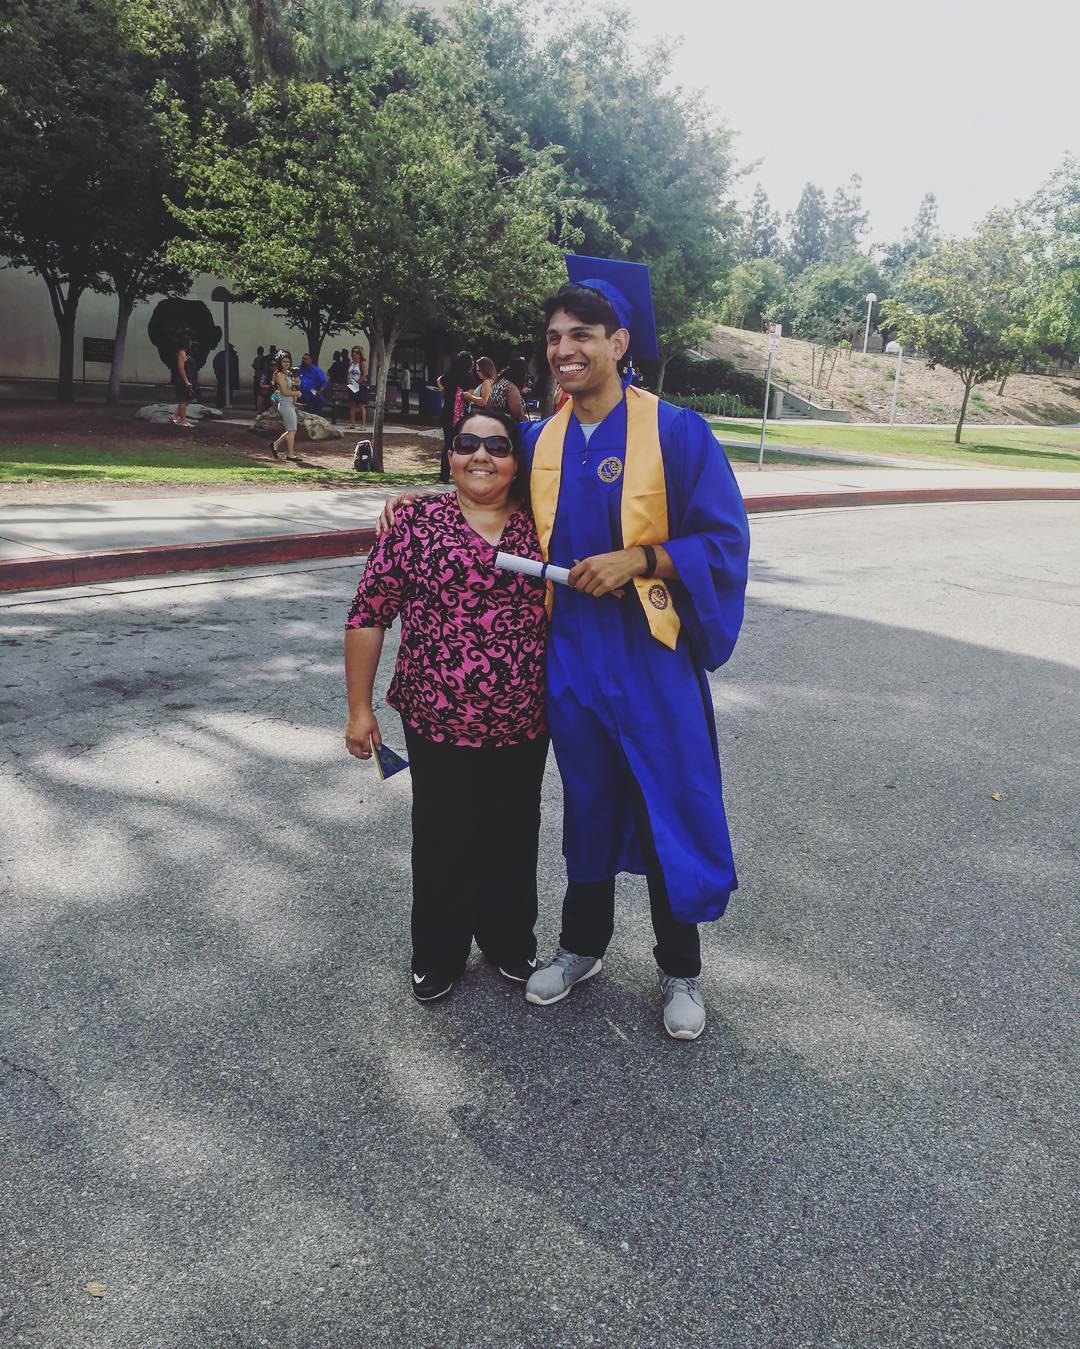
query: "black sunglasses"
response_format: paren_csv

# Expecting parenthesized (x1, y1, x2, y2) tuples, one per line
(451, 432, 515, 459)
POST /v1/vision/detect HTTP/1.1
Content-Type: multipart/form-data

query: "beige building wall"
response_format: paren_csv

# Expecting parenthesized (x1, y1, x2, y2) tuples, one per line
(0, 265, 369, 388)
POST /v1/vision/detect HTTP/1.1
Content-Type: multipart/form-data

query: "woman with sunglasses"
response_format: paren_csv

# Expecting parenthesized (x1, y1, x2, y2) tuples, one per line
(344, 409, 549, 1003)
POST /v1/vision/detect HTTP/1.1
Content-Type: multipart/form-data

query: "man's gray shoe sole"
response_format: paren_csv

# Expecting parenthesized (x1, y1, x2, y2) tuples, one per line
(664, 1018, 705, 1042)
(524, 958, 602, 1006)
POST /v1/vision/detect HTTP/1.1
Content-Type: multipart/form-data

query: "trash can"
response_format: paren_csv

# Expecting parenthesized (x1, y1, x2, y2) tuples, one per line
(419, 385, 443, 419)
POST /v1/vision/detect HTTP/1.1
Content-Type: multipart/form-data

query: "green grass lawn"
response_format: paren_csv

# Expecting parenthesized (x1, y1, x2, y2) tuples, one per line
(0, 443, 437, 486)
(1, 436, 832, 484)
(715, 440, 831, 469)
(710, 420, 1080, 473)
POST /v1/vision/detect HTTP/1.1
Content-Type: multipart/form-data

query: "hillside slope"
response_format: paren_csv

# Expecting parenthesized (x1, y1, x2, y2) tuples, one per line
(704, 327, 1080, 426)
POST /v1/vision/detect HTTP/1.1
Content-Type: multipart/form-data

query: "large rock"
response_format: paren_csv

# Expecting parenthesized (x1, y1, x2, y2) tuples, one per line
(136, 403, 223, 423)
(251, 407, 344, 441)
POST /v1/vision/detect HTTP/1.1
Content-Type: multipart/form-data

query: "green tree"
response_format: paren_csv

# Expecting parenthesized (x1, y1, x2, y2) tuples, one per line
(0, 0, 198, 402)
(720, 258, 788, 331)
(449, 1, 737, 390)
(743, 185, 782, 261)
(825, 174, 869, 257)
(187, 0, 393, 81)
(881, 216, 1032, 442)
(785, 183, 829, 275)
(790, 252, 885, 346)
(876, 192, 941, 351)
(0, 0, 123, 400)
(173, 26, 566, 465)
(1022, 156, 1080, 366)
(173, 78, 372, 364)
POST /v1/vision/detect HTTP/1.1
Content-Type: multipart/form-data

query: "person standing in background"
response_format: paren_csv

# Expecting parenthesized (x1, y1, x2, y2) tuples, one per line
(437, 351, 475, 483)
(171, 334, 199, 427)
(298, 353, 329, 414)
(399, 362, 412, 417)
(487, 356, 530, 422)
(213, 343, 240, 409)
(346, 346, 368, 431)
(252, 346, 268, 410)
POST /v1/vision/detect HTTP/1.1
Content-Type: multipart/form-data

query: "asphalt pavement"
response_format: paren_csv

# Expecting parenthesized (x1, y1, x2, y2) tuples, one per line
(0, 502, 1076, 1348)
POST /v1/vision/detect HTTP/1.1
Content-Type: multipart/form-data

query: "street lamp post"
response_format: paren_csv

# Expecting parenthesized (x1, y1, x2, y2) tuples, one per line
(862, 292, 878, 355)
(211, 285, 234, 408)
(886, 340, 904, 424)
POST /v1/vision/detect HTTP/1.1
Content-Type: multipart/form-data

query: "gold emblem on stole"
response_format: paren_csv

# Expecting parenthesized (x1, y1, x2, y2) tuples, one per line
(597, 455, 623, 483)
(647, 584, 670, 610)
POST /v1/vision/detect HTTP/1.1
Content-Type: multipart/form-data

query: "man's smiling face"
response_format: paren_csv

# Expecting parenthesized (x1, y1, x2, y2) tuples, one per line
(545, 308, 629, 398)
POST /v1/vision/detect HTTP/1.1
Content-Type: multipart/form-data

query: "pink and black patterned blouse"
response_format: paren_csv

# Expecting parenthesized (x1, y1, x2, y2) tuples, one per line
(346, 493, 548, 748)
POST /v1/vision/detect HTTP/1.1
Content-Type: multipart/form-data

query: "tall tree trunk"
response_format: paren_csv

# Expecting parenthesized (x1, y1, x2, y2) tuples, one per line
(302, 305, 324, 365)
(810, 347, 817, 386)
(108, 292, 135, 406)
(655, 352, 671, 399)
(997, 373, 1008, 396)
(367, 319, 399, 473)
(43, 273, 84, 403)
(955, 373, 975, 444)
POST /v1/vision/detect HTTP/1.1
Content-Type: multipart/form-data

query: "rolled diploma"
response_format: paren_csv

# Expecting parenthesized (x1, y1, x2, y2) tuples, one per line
(495, 552, 571, 587)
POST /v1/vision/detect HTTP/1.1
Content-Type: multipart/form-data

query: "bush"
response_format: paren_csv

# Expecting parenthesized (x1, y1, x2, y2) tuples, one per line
(662, 355, 766, 406)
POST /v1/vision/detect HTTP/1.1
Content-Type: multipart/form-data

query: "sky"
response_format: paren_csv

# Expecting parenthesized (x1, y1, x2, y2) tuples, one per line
(624, 0, 1078, 240)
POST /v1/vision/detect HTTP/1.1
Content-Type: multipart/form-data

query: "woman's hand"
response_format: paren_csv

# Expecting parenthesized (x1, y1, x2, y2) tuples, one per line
(344, 708, 382, 759)
(377, 492, 420, 534)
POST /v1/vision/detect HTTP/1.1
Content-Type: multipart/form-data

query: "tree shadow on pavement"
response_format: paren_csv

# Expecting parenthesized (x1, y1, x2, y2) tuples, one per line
(0, 556, 1075, 1348)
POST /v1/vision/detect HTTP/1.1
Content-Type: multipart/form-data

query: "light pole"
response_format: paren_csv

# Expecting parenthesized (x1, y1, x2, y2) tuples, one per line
(886, 340, 904, 424)
(862, 291, 878, 355)
(211, 285, 234, 408)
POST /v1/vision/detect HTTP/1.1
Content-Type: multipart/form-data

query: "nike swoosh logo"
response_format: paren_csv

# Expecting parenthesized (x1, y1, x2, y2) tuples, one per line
(413, 974, 425, 984)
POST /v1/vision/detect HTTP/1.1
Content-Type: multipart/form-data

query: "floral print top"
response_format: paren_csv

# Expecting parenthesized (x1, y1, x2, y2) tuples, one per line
(346, 493, 548, 747)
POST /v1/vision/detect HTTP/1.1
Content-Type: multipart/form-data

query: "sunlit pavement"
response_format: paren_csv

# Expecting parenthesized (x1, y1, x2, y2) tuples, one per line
(1, 502, 1075, 1347)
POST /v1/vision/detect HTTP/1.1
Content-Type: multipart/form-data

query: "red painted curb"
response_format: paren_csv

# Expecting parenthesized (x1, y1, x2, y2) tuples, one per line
(0, 527, 376, 593)
(744, 485, 1080, 514)
(1, 486, 1076, 594)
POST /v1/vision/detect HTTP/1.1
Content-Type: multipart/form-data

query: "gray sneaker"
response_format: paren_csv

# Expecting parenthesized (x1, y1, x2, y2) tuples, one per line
(525, 946, 602, 1006)
(658, 969, 706, 1040)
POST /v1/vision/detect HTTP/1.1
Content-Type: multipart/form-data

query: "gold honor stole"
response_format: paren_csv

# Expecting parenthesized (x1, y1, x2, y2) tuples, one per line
(531, 385, 681, 651)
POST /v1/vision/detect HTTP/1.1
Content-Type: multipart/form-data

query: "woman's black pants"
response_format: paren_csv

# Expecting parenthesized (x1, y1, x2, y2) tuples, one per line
(403, 725, 549, 978)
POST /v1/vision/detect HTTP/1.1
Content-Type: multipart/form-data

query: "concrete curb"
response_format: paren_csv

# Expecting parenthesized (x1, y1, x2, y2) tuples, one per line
(0, 527, 377, 593)
(1, 485, 1077, 593)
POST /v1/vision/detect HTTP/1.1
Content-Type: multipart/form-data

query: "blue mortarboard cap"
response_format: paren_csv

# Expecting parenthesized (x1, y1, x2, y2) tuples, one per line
(564, 255, 660, 363)
(374, 742, 410, 781)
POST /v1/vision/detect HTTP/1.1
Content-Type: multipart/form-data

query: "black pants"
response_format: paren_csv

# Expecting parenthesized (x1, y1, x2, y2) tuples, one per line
(559, 779, 702, 978)
(404, 724, 549, 977)
(400, 389, 409, 416)
(439, 424, 452, 482)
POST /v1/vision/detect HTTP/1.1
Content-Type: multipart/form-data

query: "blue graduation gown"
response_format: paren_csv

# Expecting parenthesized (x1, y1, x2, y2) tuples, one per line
(521, 397, 749, 923)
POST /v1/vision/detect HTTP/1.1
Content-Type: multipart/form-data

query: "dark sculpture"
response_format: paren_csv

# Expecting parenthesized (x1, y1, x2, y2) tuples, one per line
(148, 298, 221, 377)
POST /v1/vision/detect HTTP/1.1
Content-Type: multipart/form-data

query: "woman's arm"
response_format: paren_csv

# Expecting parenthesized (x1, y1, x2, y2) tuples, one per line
(463, 379, 492, 407)
(343, 627, 385, 759)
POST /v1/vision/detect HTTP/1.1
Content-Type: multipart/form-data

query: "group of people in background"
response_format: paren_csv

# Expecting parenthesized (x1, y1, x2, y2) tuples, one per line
(171, 336, 535, 472)
(435, 351, 533, 482)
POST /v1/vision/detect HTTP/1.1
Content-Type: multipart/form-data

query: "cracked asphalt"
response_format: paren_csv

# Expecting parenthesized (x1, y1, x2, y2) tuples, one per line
(1, 502, 1077, 1348)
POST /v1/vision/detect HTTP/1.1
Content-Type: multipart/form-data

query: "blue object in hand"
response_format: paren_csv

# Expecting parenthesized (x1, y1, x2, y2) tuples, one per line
(374, 743, 410, 781)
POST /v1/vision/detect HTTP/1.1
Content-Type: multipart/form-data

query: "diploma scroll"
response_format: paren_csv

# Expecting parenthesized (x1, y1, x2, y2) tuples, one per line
(495, 552, 571, 587)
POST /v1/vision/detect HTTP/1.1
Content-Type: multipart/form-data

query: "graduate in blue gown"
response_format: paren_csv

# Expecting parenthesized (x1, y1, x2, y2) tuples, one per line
(521, 257, 750, 1041)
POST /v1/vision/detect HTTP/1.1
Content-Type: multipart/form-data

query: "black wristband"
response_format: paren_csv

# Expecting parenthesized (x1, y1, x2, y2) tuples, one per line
(641, 544, 657, 578)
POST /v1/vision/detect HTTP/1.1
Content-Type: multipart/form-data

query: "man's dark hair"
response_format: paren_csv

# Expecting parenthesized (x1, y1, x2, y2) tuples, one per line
(542, 282, 620, 337)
